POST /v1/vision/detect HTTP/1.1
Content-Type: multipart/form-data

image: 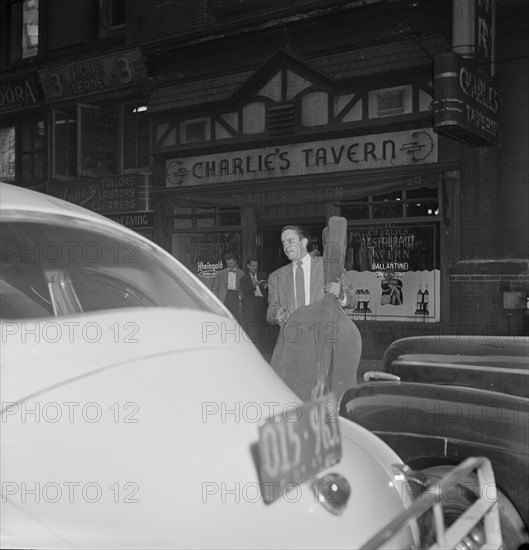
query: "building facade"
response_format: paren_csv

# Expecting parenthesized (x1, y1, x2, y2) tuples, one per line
(1, 0, 527, 356)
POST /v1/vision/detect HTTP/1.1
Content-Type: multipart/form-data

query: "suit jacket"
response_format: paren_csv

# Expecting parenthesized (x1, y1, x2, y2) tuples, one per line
(240, 271, 268, 300)
(212, 267, 245, 304)
(266, 255, 353, 324)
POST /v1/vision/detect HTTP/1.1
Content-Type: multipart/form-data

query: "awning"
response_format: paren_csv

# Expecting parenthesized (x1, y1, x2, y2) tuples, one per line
(154, 162, 457, 208)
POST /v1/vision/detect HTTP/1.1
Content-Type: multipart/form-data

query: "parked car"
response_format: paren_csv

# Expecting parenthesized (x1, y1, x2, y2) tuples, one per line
(340, 335, 529, 549)
(0, 182, 486, 549)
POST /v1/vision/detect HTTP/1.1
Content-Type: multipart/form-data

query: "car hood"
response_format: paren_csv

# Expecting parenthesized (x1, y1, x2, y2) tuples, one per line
(1, 309, 410, 549)
(1, 308, 250, 407)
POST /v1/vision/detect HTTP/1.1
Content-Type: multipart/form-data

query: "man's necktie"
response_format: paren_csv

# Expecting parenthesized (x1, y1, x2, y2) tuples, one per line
(295, 261, 305, 309)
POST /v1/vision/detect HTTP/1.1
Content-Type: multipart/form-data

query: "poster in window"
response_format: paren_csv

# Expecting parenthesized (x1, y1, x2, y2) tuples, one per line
(172, 232, 242, 290)
(344, 223, 440, 321)
(77, 104, 117, 177)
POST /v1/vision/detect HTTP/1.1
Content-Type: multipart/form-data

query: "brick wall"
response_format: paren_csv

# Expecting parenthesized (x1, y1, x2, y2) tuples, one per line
(449, 260, 529, 338)
(126, 0, 213, 46)
(126, 0, 337, 46)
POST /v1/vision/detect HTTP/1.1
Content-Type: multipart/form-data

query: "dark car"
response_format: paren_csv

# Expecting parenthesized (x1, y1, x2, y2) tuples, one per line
(340, 335, 529, 550)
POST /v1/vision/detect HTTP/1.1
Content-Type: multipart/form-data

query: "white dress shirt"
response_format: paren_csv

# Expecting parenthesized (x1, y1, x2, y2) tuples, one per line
(227, 269, 237, 290)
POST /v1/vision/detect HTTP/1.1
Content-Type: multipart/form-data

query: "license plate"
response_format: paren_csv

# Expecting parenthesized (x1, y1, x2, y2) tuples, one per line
(257, 393, 342, 504)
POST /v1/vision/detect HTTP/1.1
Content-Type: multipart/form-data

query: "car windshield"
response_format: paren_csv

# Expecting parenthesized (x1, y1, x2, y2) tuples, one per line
(0, 212, 227, 320)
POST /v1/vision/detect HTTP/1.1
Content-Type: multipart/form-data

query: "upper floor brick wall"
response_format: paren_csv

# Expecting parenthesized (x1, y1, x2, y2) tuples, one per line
(125, 0, 380, 46)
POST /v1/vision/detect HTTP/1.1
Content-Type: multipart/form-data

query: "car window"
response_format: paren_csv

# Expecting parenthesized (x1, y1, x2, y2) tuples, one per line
(67, 270, 156, 311)
(0, 213, 227, 319)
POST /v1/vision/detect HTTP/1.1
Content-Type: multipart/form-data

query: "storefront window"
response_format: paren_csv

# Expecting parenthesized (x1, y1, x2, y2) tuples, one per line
(172, 205, 242, 287)
(372, 190, 403, 219)
(52, 109, 77, 178)
(0, 122, 45, 186)
(340, 188, 439, 220)
(405, 187, 439, 217)
(345, 222, 440, 322)
(21, 120, 44, 185)
(172, 231, 242, 290)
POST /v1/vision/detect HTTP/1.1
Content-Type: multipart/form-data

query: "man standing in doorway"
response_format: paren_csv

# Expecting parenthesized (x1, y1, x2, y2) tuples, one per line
(267, 225, 354, 326)
(241, 258, 268, 352)
(212, 253, 244, 321)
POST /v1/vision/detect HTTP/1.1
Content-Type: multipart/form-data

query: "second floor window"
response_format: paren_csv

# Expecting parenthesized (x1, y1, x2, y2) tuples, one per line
(5, 0, 39, 63)
(99, 0, 126, 37)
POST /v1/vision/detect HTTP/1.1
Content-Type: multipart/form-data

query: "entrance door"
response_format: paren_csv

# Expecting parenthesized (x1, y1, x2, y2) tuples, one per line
(259, 223, 325, 275)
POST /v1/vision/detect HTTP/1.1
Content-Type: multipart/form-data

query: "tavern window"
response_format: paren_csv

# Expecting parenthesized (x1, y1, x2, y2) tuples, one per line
(181, 118, 210, 143)
(340, 188, 439, 220)
(369, 85, 413, 118)
(172, 205, 241, 230)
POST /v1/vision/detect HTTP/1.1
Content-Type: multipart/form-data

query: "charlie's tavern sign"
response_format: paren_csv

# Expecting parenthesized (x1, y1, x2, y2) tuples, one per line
(166, 129, 438, 187)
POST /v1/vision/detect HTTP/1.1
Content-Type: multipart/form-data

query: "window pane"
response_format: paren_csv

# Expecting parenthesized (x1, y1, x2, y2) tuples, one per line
(196, 216, 216, 228)
(136, 111, 149, 133)
(341, 204, 369, 220)
(372, 190, 402, 201)
(110, 0, 126, 26)
(1, 215, 226, 318)
(22, 126, 32, 151)
(123, 136, 136, 170)
(122, 104, 149, 170)
(22, 0, 39, 58)
(54, 111, 77, 177)
(406, 200, 439, 217)
(372, 202, 403, 218)
(137, 134, 150, 167)
(219, 211, 241, 226)
(174, 218, 193, 229)
(0, 127, 16, 183)
(174, 206, 192, 215)
(21, 121, 45, 185)
(185, 122, 206, 142)
(47, 0, 83, 50)
(123, 105, 137, 135)
(405, 187, 437, 199)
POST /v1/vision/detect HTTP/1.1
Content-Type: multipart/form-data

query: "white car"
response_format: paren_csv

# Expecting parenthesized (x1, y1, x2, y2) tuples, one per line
(0, 183, 499, 549)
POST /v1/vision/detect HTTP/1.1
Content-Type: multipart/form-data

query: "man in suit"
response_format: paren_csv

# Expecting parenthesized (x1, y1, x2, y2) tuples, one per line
(212, 252, 244, 321)
(240, 258, 268, 351)
(267, 225, 354, 326)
